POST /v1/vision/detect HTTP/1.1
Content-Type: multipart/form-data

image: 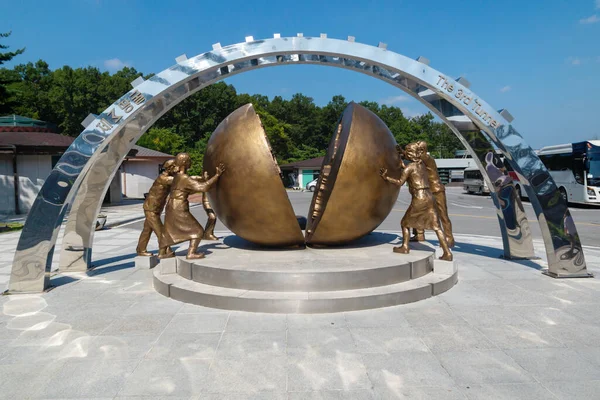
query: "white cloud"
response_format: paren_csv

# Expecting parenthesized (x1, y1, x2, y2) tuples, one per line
(580, 14, 600, 24)
(379, 95, 411, 105)
(500, 85, 511, 93)
(567, 57, 583, 65)
(103, 58, 130, 72)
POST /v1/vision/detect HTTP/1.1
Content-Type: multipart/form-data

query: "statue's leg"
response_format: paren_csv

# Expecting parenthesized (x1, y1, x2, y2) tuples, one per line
(187, 238, 205, 259)
(434, 228, 453, 261)
(202, 209, 218, 240)
(141, 211, 174, 258)
(411, 228, 425, 242)
(434, 191, 454, 247)
(394, 227, 411, 254)
(136, 215, 153, 256)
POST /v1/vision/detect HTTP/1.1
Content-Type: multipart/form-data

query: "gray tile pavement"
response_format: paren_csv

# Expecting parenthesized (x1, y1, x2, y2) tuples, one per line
(0, 227, 599, 398)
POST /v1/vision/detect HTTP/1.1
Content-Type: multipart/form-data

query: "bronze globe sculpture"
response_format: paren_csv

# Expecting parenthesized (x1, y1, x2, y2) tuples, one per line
(203, 102, 401, 247)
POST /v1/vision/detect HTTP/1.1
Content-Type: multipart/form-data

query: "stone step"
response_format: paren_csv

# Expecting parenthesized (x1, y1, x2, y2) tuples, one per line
(153, 259, 457, 313)
(176, 249, 434, 292)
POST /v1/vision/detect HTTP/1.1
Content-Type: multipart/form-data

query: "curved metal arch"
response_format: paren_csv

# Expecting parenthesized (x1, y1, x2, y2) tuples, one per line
(9, 36, 588, 292)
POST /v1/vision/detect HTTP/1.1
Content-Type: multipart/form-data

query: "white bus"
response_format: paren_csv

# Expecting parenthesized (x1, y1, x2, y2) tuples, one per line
(535, 140, 600, 205)
(463, 167, 490, 194)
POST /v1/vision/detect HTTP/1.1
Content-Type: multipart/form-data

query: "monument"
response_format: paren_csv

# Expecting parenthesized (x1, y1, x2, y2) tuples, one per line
(138, 103, 458, 312)
(8, 34, 591, 298)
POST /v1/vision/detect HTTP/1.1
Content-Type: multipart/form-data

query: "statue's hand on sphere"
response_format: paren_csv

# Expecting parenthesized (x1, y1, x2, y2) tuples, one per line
(216, 163, 226, 176)
(379, 168, 388, 180)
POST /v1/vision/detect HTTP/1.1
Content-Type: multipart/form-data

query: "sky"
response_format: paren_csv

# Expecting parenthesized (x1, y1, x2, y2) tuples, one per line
(1, 0, 599, 148)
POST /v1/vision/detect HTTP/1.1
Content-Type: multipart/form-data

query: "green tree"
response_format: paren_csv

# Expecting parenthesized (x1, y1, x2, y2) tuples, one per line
(318, 95, 348, 141)
(137, 127, 185, 156)
(157, 82, 238, 144)
(9, 60, 54, 120)
(188, 137, 209, 176)
(256, 109, 294, 162)
(287, 144, 326, 163)
(0, 31, 25, 114)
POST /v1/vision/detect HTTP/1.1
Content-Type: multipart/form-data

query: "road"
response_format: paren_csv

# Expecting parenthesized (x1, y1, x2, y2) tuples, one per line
(124, 187, 600, 248)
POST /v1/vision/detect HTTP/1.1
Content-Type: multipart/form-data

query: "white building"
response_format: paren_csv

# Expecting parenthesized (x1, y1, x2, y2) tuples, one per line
(0, 115, 173, 215)
(434, 157, 477, 183)
(0, 115, 73, 215)
(280, 157, 324, 189)
(119, 146, 173, 199)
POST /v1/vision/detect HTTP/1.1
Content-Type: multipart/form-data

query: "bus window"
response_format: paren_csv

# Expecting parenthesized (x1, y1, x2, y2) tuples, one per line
(573, 156, 585, 185)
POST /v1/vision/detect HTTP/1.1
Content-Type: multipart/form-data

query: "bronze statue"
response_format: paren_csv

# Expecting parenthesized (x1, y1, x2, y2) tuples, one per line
(380, 142, 453, 261)
(161, 153, 225, 259)
(136, 159, 178, 257)
(200, 171, 218, 240)
(410, 141, 454, 246)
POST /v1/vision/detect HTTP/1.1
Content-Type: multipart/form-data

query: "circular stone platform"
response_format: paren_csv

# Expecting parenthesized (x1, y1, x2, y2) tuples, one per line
(153, 232, 458, 313)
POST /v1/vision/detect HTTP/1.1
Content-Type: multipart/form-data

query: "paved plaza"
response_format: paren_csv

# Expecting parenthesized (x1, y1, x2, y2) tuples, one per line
(1, 191, 600, 399)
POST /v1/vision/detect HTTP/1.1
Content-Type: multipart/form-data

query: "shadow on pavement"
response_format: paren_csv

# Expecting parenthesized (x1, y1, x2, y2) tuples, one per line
(87, 261, 135, 276)
(430, 239, 544, 271)
(49, 275, 80, 288)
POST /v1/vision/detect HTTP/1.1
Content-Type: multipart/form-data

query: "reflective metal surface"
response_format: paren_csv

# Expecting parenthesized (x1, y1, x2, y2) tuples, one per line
(10, 35, 588, 292)
(306, 102, 400, 245)
(59, 104, 165, 272)
(203, 104, 304, 247)
(460, 129, 535, 259)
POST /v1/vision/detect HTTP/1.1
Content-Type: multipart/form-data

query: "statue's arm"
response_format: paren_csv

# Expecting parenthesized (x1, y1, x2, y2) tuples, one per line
(391, 165, 410, 186)
(192, 163, 225, 193)
(197, 174, 219, 192)
(379, 166, 408, 186)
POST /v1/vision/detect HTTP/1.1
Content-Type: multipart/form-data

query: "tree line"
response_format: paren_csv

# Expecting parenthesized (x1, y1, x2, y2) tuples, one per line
(1, 32, 464, 175)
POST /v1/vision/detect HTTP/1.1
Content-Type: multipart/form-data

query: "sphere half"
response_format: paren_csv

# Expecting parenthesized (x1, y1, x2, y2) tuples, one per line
(306, 102, 401, 245)
(203, 104, 304, 246)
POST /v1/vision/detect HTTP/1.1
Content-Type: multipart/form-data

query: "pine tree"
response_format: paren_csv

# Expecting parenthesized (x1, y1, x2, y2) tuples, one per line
(0, 31, 25, 114)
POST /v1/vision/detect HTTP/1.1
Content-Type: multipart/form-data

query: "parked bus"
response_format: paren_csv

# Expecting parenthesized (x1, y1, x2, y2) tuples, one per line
(533, 140, 600, 205)
(463, 167, 490, 194)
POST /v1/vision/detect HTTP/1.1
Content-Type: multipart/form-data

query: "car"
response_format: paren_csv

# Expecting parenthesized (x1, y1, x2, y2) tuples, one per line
(463, 167, 490, 195)
(306, 178, 318, 192)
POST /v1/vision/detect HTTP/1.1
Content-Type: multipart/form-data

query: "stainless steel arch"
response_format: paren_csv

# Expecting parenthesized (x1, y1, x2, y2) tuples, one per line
(9, 36, 589, 292)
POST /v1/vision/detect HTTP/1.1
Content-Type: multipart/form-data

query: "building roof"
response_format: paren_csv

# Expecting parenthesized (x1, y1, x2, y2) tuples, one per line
(0, 129, 172, 160)
(0, 115, 56, 132)
(0, 131, 74, 149)
(129, 145, 173, 159)
(280, 156, 324, 169)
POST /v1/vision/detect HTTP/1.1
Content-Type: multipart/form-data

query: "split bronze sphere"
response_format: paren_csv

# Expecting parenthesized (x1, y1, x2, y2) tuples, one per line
(203, 104, 305, 247)
(203, 102, 400, 247)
